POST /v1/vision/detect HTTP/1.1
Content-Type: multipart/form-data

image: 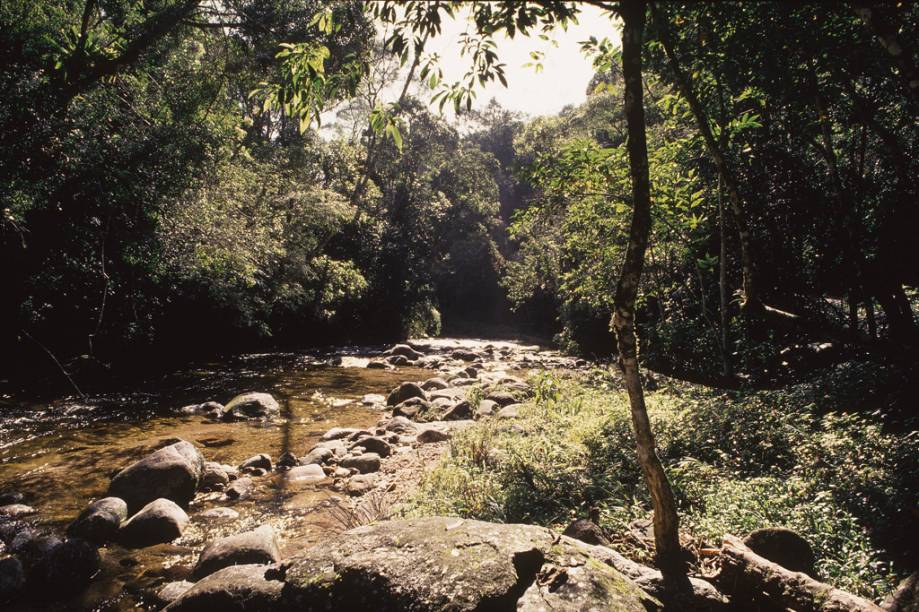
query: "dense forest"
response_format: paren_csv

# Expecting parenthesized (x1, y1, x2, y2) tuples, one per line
(3, 1, 918, 386)
(1, 1, 918, 611)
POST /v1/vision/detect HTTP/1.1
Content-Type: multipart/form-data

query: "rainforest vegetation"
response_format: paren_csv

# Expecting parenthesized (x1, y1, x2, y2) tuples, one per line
(1, 0, 917, 609)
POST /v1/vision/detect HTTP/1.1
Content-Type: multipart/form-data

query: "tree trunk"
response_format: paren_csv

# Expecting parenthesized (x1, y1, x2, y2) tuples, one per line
(650, 3, 913, 359)
(649, 3, 759, 313)
(615, 0, 685, 578)
(865, 298, 878, 340)
(719, 535, 884, 611)
(58, 0, 203, 105)
(718, 175, 732, 377)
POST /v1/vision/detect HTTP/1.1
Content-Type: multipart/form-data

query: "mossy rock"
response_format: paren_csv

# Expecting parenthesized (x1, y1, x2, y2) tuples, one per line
(282, 516, 659, 611)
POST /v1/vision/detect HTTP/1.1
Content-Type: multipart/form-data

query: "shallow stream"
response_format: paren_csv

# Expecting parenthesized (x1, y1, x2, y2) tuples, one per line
(0, 347, 430, 610)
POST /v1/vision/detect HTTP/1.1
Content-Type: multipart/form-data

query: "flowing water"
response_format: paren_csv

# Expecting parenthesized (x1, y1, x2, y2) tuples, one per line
(0, 346, 432, 610)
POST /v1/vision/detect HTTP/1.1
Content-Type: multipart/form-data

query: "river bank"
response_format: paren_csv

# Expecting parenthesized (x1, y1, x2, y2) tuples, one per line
(0, 338, 577, 610)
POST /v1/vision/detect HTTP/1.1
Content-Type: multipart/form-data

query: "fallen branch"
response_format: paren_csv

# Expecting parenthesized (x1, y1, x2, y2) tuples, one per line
(20, 330, 87, 400)
(718, 534, 883, 612)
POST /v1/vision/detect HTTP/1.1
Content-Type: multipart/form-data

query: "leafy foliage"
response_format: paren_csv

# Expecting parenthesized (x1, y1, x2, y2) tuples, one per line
(411, 368, 917, 600)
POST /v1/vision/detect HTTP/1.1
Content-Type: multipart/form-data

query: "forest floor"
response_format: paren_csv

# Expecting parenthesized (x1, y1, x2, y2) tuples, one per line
(402, 360, 918, 604)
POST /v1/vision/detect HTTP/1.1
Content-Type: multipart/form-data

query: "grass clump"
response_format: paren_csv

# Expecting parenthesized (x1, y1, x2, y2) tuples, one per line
(408, 366, 917, 601)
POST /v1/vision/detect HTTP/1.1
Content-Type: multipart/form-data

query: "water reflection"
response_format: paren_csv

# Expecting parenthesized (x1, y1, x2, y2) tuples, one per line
(0, 350, 427, 611)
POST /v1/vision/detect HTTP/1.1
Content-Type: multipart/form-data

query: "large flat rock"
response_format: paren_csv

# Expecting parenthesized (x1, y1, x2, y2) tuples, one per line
(281, 516, 658, 611)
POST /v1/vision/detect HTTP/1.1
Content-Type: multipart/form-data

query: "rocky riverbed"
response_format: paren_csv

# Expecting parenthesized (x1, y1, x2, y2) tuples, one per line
(1, 338, 893, 611)
(0, 338, 586, 610)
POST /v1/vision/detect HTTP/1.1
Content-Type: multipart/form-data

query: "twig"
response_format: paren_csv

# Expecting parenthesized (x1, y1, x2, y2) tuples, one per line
(20, 330, 87, 399)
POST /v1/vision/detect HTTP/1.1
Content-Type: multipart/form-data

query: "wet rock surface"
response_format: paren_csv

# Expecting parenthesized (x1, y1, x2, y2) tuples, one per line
(67, 496, 128, 543)
(108, 440, 204, 513)
(0, 338, 589, 610)
(193, 525, 280, 580)
(165, 564, 284, 611)
(118, 498, 189, 548)
(222, 392, 280, 420)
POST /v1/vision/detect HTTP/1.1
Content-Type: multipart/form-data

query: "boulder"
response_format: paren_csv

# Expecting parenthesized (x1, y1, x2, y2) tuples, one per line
(165, 564, 284, 611)
(197, 507, 239, 521)
(311, 439, 349, 456)
(0, 556, 25, 603)
(193, 525, 281, 580)
(155, 580, 194, 607)
(277, 452, 298, 469)
(200, 462, 230, 492)
(382, 416, 418, 435)
(420, 377, 450, 391)
(485, 391, 517, 407)
(393, 403, 422, 419)
(743, 527, 816, 576)
(28, 537, 100, 596)
(67, 497, 128, 543)
(449, 377, 478, 387)
(300, 447, 334, 466)
(416, 428, 451, 444)
(284, 464, 326, 484)
(108, 440, 204, 513)
(386, 382, 426, 406)
(349, 436, 392, 458)
(451, 349, 479, 361)
(496, 404, 521, 419)
(386, 355, 409, 366)
(475, 399, 498, 418)
(443, 400, 473, 421)
(884, 571, 919, 612)
(562, 518, 609, 546)
(281, 517, 657, 611)
(321, 427, 362, 441)
(15, 534, 64, 577)
(118, 499, 189, 548)
(393, 397, 430, 419)
(346, 474, 377, 496)
(239, 454, 272, 472)
(366, 361, 389, 369)
(429, 387, 465, 401)
(384, 344, 424, 360)
(180, 402, 224, 419)
(340, 453, 381, 474)
(0, 492, 24, 506)
(362, 393, 386, 407)
(0, 504, 35, 518)
(223, 392, 280, 420)
(224, 478, 253, 501)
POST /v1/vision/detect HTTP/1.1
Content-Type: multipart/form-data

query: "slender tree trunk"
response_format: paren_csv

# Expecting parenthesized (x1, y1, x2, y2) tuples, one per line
(650, 3, 910, 359)
(811, 72, 866, 338)
(848, 294, 860, 338)
(865, 299, 878, 340)
(718, 175, 731, 377)
(615, 0, 685, 578)
(649, 3, 759, 313)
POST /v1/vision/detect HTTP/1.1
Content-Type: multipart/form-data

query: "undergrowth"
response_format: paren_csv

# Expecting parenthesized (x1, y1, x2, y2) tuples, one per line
(407, 363, 918, 601)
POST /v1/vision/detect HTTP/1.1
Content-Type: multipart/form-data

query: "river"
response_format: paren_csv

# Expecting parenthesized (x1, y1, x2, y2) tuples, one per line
(0, 338, 568, 610)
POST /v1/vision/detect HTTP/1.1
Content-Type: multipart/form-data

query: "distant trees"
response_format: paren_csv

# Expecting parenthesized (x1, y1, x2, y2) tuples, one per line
(0, 1, 509, 379)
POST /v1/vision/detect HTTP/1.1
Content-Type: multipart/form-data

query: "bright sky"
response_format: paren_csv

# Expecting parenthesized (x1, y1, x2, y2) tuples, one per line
(427, 3, 620, 118)
(321, 4, 620, 133)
